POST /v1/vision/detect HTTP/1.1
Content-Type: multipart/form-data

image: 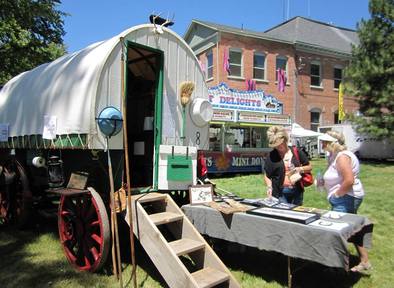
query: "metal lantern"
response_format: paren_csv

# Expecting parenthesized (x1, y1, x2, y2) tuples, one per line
(47, 156, 64, 188)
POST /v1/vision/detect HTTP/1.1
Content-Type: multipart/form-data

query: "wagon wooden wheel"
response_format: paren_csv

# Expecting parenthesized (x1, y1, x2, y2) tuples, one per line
(58, 187, 110, 272)
(0, 159, 32, 227)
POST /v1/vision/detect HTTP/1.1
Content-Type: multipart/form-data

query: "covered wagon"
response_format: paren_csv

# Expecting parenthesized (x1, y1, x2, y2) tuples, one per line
(0, 21, 240, 288)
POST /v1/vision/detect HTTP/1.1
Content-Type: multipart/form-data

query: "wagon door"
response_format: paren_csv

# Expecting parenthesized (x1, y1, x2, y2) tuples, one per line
(125, 43, 163, 189)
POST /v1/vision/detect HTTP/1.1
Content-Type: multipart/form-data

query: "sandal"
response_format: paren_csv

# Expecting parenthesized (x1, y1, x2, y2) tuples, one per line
(350, 262, 372, 273)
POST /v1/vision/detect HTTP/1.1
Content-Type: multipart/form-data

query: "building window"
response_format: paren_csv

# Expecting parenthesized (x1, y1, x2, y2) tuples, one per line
(310, 61, 321, 87)
(253, 53, 266, 80)
(334, 67, 342, 89)
(310, 110, 321, 131)
(229, 49, 242, 77)
(276, 56, 287, 81)
(206, 50, 213, 79)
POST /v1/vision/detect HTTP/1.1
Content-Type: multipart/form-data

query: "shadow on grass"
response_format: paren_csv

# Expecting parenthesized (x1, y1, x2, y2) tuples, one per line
(0, 228, 86, 287)
(0, 214, 168, 288)
(0, 213, 116, 288)
(113, 218, 169, 287)
(208, 238, 368, 288)
(0, 214, 372, 288)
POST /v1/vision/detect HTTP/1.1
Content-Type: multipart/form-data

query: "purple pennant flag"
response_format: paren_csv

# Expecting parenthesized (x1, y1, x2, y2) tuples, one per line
(223, 49, 230, 74)
(278, 69, 286, 92)
(198, 60, 206, 74)
(252, 79, 256, 90)
(246, 79, 256, 91)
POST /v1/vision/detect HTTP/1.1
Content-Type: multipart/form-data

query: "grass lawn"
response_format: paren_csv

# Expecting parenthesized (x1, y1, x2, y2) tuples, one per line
(1, 159, 393, 287)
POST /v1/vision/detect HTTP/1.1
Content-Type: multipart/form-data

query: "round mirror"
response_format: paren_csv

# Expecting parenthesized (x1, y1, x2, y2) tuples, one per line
(97, 106, 123, 137)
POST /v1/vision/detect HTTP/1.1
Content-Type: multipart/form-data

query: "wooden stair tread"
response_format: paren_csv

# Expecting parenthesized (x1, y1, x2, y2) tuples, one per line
(131, 192, 167, 203)
(149, 211, 183, 225)
(191, 267, 230, 288)
(169, 238, 205, 256)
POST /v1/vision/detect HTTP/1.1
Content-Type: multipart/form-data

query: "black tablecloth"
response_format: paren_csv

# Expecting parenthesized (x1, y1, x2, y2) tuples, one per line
(182, 205, 373, 270)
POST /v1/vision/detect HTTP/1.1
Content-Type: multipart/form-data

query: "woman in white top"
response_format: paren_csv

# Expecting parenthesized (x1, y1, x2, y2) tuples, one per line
(320, 130, 371, 273)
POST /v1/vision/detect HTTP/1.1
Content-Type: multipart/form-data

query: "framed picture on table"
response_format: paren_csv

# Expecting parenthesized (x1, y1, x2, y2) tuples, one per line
(189, 184, 214, 205)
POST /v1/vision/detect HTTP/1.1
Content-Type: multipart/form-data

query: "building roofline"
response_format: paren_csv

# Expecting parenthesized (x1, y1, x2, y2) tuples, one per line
(185, 18, 355, 57)
(265, 16, 357, 33)
(187, 19, 294, 45)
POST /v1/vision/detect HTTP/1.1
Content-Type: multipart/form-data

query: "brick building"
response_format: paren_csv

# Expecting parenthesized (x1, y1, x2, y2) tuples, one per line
(184, 16, 360, 131)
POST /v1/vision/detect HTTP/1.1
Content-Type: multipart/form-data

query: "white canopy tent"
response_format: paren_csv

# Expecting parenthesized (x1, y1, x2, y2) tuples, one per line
(291, 123, 322, 138)
(290, 123, 322, 158)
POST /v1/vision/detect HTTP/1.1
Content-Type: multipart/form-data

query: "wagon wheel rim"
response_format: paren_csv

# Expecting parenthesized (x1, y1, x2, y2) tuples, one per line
(58, 187, 110, 272)
(0, 159, 32, 226)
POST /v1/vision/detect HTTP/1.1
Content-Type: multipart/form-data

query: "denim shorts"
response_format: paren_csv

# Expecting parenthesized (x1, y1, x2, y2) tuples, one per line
(329, 194, 362, 214)
(280, 187, 303, 205)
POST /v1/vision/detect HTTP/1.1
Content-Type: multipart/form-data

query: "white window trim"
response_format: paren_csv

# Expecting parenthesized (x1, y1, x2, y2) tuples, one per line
(310, 108, 322, 131)
(253, 52, 266, 81)
(229, 48, 243, 78)
(310, 60, 322, 88)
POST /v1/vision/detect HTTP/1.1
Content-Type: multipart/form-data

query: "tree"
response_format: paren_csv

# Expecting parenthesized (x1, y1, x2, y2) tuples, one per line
(345, 0, 394, 139)
(0, 0, 67, 85)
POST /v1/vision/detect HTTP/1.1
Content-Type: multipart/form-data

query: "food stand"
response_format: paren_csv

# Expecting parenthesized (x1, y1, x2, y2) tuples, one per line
(202, 83, 291, 174)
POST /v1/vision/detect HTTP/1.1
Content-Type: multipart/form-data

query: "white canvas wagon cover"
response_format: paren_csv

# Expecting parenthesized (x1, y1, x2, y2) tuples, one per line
(0, 24, 209, 149)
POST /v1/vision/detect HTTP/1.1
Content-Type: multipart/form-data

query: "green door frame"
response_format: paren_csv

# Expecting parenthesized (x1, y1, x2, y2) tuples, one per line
(124, 41, 164, 191)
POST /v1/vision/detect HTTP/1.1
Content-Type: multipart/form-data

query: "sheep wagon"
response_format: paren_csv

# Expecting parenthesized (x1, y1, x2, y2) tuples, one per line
(0, 22, 236, 287)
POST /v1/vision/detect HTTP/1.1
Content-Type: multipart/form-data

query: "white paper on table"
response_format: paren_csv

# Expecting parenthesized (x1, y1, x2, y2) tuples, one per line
(43, 115, 57, 139)
(309, 219, 349, 231)
(0, 123, 9, 142)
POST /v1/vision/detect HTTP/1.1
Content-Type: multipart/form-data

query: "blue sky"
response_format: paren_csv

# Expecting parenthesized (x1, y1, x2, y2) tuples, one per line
(59, 0, 370, 53)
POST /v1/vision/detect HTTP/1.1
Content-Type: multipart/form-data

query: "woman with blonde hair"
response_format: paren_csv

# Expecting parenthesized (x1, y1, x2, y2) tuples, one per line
(264, 126, 312, 205)
(320, 130, 372, 273)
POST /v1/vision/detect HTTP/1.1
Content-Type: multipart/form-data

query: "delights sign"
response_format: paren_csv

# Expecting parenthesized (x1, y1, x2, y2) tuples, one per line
(208, 83, 283, 114)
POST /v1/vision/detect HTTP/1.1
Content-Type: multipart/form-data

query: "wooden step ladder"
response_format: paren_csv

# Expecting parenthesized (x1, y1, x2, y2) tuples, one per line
(125, 192, 240, 288)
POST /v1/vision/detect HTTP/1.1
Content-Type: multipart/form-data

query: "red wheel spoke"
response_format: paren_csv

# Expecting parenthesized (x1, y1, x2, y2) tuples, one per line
(91, 233, 103, 245)
(59, 188, 109, 272)
(64, 246, 77, 262)
(89, 220, 100, 227)
(62, 238, 76, 248)
(80, 241, 93, 270)
(60, 210, 71, 217)
(90, 246, 100, 262)
(83, 256, 92, 270)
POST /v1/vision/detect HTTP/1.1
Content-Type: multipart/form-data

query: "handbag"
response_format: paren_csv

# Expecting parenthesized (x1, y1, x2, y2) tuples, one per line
(292, 146, 314, 188)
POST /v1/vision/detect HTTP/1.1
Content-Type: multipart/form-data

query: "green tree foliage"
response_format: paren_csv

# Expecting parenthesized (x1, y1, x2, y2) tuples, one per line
(0, 0, 67, 85)
(345, 0, 394, 139)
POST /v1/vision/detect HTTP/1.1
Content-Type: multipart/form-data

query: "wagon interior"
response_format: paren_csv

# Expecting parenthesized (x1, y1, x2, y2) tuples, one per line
(126, 45, 160, 188)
